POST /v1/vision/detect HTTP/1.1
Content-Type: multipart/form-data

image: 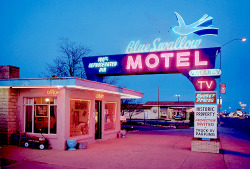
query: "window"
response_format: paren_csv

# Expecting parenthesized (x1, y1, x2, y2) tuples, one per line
(24, 97, 57, 134)
(70, 99, 90, 137)
(104, 102, 117, 131)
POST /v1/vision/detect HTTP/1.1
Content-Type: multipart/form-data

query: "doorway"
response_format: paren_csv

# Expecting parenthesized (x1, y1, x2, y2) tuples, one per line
(95, 101, 102, 139)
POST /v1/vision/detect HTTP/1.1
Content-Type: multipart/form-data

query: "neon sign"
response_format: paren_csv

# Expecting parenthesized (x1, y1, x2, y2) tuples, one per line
(87, 56, 118, 73)
(126, 50, 208, 70)
(95, 93, 104, 99)
(125, 12, 219, 54)
(47, 89, 60, 95)
(192, 77, 216, 91)
(172, 12, 218, 36)
(125, 36, 202, 54)
(189, 69, 221, 77)
(83, 47, 220, 91)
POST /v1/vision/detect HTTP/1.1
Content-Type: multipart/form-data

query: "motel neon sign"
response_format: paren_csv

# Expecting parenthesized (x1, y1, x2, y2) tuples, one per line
(83, 47, 220, 91)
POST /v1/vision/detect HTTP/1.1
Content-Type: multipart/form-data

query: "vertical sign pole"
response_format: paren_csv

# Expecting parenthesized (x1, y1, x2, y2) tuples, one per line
(218, 52, 222, 125)
(158, 86, 160, 124)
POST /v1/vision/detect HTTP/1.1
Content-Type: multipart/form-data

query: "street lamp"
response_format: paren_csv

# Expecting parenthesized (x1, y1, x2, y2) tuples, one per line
(218, 37, 247, 125)
(239, 102, 247, 114)
(221, 38, 247, 47)
(175, 95, 180, 102)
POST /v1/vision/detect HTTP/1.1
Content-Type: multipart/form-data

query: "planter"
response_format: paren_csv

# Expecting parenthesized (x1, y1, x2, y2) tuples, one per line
(67, 140, 77, 151)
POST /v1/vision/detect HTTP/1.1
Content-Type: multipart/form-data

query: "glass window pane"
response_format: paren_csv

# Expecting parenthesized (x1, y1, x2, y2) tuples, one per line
(24, 98, 33, 104)
(49, 98, 54, 104)
(54, 98, 57, 104)
(104, 102, 116, 131)
(27, 98, 34, 104)
(50, 106, 57, 134)
(25, 106, 32, 132)
(34, 105, 48, 134)
(42, 98, 50, 104)
(70, 99, 90, 137)
(34, 98, 41, 104)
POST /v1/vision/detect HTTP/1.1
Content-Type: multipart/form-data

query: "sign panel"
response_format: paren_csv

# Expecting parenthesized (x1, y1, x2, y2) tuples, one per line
(83, 47, 220, 91)
(195, 92, 216, 104)
(192, 77, 217, 91)
(189, 69, 221, 77)
(83, 47, 219, 76)
(194, 104, 217, 138)
(220, 83, 226, 94)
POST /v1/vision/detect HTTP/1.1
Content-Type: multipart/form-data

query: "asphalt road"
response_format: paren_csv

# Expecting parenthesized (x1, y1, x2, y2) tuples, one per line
(220, 117, 250, 137)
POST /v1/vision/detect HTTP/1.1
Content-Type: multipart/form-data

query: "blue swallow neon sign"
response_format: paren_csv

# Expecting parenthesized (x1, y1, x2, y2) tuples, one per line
(125, 12, 219, 54)
(172, 12, 218, 36)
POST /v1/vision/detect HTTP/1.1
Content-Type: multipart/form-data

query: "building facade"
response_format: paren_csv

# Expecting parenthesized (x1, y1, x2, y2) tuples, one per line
(123, 101, 194, 120)
(0, 65, 143, 150)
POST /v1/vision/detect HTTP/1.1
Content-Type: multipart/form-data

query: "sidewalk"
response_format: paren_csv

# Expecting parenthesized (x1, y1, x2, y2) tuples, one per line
(1, 126, 249, 169)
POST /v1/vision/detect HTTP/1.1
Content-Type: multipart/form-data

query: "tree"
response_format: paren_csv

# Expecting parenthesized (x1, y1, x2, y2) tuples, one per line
(103, 76, 120, 85)
(121, 99, 143, 122)
(47, 38, 91, 78)
(46, 38, 120, 85)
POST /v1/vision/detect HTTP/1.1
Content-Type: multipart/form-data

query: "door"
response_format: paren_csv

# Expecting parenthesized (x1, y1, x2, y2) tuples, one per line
(95, 101, 102, 139)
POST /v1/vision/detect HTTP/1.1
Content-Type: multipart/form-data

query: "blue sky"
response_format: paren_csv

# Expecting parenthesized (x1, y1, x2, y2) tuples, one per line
(0, 0, 249, 112)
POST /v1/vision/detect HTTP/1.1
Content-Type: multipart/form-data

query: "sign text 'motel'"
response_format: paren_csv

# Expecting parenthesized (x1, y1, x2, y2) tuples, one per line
(83, 47, 220, 91)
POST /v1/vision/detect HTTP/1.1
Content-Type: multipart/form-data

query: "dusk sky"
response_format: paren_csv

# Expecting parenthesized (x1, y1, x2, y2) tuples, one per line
(1, 0, 249, 112)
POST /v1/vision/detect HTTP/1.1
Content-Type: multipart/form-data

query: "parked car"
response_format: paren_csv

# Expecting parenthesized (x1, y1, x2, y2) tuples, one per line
(232, 114, 240, 118)
(244, 114, 250, 119)
(175, 114, 182, 120)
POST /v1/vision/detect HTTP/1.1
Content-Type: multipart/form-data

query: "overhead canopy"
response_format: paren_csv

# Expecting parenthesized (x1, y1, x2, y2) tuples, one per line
(0, 77, 144, 99)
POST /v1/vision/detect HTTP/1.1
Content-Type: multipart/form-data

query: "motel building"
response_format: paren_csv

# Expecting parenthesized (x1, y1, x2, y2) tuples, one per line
(0, 65, 143, 150)
(123, 101, 194, 121)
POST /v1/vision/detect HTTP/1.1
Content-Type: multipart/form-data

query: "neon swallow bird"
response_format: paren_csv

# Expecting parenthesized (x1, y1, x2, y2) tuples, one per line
(172, 12, 218, 36)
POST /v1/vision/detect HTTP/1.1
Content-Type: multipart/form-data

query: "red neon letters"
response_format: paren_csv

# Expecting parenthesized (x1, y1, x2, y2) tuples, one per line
(145, 54, 159, 68)
(193, 77, 216, 91)
(126, 51, 207, 70)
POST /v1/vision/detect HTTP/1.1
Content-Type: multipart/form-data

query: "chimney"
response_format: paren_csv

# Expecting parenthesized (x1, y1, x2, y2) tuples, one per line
(0, 65, 20, 79)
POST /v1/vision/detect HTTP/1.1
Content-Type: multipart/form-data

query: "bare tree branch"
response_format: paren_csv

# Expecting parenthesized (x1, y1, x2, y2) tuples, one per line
(45, 38, 119, 85)
(47, 38, 91, 78)
(121, 99, 143, 122)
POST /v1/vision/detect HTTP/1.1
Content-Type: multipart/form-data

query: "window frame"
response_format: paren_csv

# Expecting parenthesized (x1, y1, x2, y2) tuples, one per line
(24, 97, 57, 134)
(104, 102, 117, 131)
(70, 98, 91, 137)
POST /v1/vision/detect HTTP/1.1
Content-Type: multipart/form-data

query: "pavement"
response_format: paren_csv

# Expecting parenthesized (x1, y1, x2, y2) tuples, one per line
(1, 126, 249, 169)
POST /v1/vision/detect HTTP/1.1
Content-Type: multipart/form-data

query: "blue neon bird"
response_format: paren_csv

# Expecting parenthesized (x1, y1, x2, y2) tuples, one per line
(172, 12, 218, 36)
